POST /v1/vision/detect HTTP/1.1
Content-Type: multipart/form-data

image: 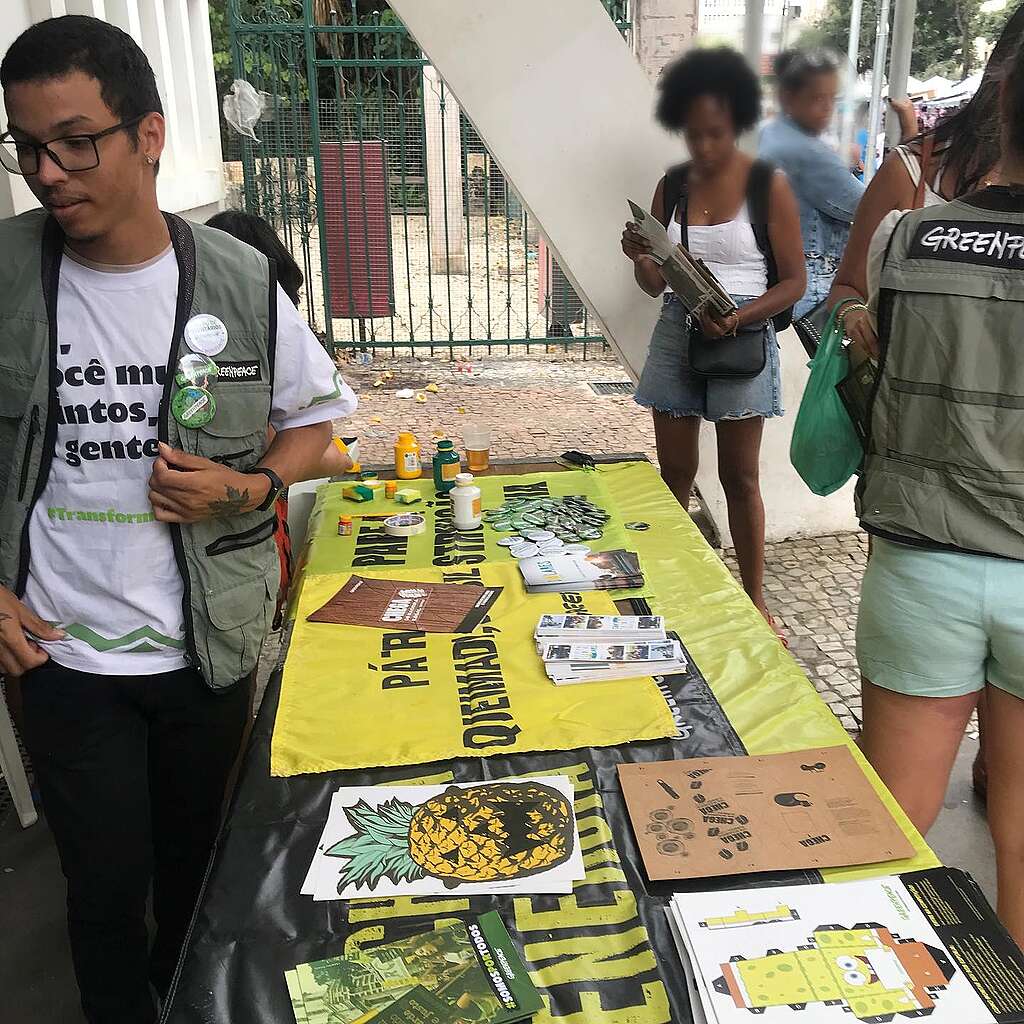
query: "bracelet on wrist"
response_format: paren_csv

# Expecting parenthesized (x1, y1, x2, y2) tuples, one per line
(836, 301, 869, 334)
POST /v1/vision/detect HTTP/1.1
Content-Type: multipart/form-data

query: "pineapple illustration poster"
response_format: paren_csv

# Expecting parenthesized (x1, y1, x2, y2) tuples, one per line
(302, 776, 585, 900)
(273, 561, 677, 776)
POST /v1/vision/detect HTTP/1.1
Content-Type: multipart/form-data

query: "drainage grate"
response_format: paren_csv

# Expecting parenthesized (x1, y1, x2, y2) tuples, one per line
(589, 381, 635, 396)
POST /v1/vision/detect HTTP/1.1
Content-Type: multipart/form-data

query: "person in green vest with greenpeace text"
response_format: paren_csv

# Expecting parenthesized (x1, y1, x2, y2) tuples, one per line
(854, 37, 1024, 950)
(0, 16, 356, 1023)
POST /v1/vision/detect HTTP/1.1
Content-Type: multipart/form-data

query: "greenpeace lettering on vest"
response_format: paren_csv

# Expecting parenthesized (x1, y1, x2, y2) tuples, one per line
(216, 360, 263, 382)
(910, 220, 1024, 268)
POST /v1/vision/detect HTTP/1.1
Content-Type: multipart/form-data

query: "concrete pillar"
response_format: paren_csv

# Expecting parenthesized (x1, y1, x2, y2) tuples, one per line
(631, 0, 698, 81)
(423, 66, 467, 275)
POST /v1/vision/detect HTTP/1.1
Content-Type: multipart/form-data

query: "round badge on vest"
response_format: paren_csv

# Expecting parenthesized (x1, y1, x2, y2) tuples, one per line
(183, 313, 228, 357)
(172, 386, 217, 429)
(175, 353, 220, 390)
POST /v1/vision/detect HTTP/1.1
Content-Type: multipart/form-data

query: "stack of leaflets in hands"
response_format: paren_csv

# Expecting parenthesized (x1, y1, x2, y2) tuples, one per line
(534, 615, 685, 684)
(518, 549, 643, 593)
(627, 199, 737, 318)
(286, 912, 544, 1024)
(665, 868, 1024, 1024)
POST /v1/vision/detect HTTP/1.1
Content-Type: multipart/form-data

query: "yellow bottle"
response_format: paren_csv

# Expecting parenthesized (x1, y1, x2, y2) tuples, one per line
(394, 431, 422, 479)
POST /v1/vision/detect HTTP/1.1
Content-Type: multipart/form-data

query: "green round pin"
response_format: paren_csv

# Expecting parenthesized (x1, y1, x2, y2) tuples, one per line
(175, 353, 219, 389)
(172, 386, 216, 429)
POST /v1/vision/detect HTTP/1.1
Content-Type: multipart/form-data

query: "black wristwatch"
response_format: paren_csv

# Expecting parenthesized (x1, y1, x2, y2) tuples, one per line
(251, 467, 285, 511)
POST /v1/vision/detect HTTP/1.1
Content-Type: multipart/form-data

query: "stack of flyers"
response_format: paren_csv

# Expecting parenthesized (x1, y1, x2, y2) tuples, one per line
(534, 613, 666, 646)
(285, 912, 544, 1024)
(664, 868, 1024, 1024)
(538, 634, 687, 686)
(518, 549, 643, 593)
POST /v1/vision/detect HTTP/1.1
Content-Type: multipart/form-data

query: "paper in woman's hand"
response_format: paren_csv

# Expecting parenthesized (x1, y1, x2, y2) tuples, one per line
(626, 199, 737, 318)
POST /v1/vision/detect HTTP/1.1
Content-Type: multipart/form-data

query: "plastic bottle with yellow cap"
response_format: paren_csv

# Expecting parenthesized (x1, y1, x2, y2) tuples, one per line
(394, 431, 422, 479)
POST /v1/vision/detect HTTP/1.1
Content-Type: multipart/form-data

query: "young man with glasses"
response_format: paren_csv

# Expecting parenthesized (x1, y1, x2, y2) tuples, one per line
(0, 16, 356, 1023)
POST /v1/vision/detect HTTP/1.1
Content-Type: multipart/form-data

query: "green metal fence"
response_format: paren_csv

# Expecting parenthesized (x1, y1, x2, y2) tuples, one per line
(227, 0, 630, 356)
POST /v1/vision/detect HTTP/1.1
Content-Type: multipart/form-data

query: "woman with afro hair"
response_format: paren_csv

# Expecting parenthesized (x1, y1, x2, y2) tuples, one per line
(622, 47, 805, 635)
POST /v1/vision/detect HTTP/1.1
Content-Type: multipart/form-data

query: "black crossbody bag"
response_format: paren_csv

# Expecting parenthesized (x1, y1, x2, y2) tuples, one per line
(660, 160, 790, 380)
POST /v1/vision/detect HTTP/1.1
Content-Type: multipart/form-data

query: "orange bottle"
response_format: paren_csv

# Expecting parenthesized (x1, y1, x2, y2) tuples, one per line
(394, 431, 422, 479)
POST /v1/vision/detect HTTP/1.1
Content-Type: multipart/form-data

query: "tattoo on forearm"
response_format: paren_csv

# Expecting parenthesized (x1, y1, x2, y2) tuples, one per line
(208, 485, 250, 517)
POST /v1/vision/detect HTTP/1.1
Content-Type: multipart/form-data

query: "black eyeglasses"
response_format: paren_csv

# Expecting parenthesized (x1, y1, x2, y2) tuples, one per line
(0, 115, 147, 176)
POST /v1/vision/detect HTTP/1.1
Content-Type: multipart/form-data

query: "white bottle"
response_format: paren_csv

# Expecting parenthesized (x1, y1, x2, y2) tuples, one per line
(452, 472, 482, 531)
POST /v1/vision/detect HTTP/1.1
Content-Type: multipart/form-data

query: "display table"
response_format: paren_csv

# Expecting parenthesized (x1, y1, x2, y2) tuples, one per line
(163, 456, 936, 1024)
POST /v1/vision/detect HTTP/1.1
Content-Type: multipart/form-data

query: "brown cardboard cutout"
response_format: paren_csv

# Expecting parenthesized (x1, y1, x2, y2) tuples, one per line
(618, 746, 914, 880)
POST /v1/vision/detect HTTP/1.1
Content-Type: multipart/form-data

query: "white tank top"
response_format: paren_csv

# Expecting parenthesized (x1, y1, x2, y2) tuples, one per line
(667, 201, 768, 296)
(894, 145, 945, 207)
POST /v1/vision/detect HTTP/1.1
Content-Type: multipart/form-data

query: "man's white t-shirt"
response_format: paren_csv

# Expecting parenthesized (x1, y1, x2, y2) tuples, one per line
(23, 246, 357, 676)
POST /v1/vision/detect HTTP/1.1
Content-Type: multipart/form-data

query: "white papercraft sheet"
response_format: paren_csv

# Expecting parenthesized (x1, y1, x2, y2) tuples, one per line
(668, 880, 1002, 1024)
(664, 906, 711, 1024)
(303, 775, 585, 901)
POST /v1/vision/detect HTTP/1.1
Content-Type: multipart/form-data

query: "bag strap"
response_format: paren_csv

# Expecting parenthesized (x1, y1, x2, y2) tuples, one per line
(661, 162, 690, 248)
(746, 159, 774, 265)
(913, 135, 935, 210)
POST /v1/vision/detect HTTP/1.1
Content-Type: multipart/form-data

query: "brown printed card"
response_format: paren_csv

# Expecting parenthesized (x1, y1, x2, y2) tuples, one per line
(308, 575, 503, 633)
(617, 745, 914, 880)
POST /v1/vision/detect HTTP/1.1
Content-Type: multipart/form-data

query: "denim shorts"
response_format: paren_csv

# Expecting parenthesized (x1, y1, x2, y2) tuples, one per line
(634, 294, 783, 421)
(857, 538, 1024, 699)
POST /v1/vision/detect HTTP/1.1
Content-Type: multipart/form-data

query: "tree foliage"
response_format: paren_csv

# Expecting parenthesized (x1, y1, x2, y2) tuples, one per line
(805, 0, 1005, 77)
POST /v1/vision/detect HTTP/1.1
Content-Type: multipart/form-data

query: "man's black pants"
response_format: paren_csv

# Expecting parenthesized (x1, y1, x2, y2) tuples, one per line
(20, 659, 252, 1024)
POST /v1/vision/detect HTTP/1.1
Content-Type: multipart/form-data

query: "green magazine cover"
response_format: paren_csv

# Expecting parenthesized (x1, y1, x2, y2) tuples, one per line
(285, 912, 542, 1024)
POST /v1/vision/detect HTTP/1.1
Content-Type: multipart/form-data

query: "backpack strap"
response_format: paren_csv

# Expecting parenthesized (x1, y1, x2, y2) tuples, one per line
(746, 158, 774, 267)
(661, 162, 691, 249)
(746, 158, 794, 331)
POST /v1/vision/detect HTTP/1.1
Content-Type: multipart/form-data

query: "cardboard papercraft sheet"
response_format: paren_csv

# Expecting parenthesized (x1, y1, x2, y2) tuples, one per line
(618, 746, 915, 881)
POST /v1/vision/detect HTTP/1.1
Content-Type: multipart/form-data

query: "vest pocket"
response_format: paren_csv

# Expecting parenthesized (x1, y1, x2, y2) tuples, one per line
(891, 379, 1024, 482)
(203, 570, 276, 683)
(0, 371, 35, 500)
(188, 384, 270, 472)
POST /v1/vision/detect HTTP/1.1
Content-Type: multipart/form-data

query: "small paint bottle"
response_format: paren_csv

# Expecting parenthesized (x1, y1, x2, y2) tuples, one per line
(395, 431, 422, 479)
(337, 514, 353, 537)
(452, 473, 482, 531)
(433, 439, 462, 494)
(385, 480, 398, 500)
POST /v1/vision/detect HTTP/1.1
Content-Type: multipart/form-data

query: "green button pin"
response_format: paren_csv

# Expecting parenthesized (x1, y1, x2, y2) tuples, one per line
(172, 386, 216, 429)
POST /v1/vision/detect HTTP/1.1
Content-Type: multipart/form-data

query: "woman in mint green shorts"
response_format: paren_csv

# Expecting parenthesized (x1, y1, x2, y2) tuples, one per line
(853, 39, 1024, 949)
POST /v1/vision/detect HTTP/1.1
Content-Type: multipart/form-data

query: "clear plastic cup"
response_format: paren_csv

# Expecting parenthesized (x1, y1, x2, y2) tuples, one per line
(463, 425, 491, 472)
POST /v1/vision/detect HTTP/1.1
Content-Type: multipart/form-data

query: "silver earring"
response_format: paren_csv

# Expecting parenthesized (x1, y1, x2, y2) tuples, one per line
(146, 155, 155, 165)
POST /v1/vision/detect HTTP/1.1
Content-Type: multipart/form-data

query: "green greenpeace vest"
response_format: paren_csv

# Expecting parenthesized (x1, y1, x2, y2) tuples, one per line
(0, 209, 280, 690)
(858, 189, 1024, 559)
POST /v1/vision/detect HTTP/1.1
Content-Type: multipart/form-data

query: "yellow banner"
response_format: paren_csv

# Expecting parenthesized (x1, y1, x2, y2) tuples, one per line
(271, 560, 678, 776)
(595, 461, 938, 879)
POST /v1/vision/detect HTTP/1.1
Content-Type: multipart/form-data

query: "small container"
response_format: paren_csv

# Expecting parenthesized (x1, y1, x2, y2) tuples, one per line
(337, 515, 353, 536)
(394, 431, 422, 479)
(452, 472, 482, 531)
(385, 480, 398, 500)
(463, 424, 491, 473)
(432, 439, 462, 494)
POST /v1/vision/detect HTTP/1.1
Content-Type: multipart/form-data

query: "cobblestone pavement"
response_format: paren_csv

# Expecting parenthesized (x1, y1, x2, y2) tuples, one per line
(330, 350, 880, 735)
(726, 535, 867, 734)
(334, 350, 651, 462)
